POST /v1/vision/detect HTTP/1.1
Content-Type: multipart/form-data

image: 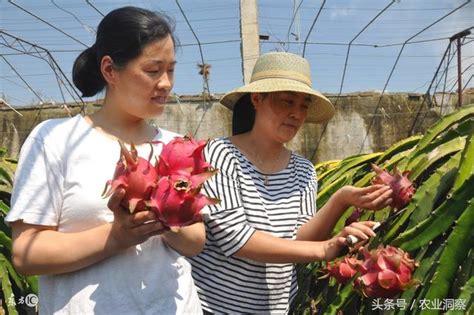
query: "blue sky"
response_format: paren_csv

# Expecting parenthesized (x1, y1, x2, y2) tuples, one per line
(1, 0, 473, 107)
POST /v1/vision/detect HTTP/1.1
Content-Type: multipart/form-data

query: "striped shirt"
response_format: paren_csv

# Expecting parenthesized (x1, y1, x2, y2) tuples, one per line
(189, 138, 318, 314)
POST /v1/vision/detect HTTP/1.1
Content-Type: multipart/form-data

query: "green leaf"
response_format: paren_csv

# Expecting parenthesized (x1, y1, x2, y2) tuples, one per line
(412, 105, 474, 154)
(375, 135, 422, 165)
(408, 136, 465, 180)
(323, 277, 357, 315)
(445, 276, 474, 315)
(423, 198, 474, 304)
(0, 256, 19, 315)
(393, 178, 474, 251)
(319, 153, 381, 190)
(452, 133, 474, 191)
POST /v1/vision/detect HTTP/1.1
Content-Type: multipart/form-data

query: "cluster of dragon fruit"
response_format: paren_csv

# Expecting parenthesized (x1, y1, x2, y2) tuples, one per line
(326, 164, 418, 298)
(102, 136, 219, 229)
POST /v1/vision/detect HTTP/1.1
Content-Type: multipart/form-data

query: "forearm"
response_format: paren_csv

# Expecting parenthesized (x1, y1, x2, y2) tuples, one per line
(12, 223, 123, 276)
(234, 230, 330, 263)
(161, 222, 205, 257)
(297, 188, 348, 241)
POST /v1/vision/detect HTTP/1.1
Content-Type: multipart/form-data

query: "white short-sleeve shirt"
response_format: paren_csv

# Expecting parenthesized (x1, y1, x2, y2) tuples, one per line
(6, 115, 202, 315)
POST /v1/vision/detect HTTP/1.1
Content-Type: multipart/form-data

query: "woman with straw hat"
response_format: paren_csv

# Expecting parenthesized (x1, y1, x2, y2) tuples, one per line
(189, 52, 392, 314)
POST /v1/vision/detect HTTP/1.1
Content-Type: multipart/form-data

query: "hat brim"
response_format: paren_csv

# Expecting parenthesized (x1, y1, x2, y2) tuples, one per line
(220, 78, 335, 123)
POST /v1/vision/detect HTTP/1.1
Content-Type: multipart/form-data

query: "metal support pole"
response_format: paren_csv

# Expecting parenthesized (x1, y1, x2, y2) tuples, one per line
(449, 28, 471, 107)
(456, 37, 462, 107)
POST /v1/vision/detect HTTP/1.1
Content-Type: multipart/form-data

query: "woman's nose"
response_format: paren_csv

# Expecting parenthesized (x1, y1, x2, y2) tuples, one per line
(157, 72, 172, 90)
(290, 104, 307, 120)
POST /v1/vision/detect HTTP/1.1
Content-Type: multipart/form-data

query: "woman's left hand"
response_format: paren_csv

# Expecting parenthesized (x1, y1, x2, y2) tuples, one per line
(338, 184, 393, 211)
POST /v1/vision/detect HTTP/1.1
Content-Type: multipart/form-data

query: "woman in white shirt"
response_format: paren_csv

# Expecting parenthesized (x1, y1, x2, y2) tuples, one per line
(6, 6, 203, 314)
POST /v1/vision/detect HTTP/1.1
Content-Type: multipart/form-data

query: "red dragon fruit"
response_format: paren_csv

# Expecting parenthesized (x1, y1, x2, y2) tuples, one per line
(148, 171, 219, 229)
(355, 245, 418, 298)
(371, 164, 415, 210)
(155, 136, 211, 177)
(102, 141, 158, 213)
(325, 256, 363, 284)
(103, 136, 219, 228)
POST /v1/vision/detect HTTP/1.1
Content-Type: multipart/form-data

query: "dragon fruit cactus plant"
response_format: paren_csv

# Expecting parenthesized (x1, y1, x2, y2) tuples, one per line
(103, 136, 219, 229)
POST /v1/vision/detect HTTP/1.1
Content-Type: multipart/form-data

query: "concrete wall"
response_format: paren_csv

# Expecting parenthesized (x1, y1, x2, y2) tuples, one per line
(1, 91, 473, 163)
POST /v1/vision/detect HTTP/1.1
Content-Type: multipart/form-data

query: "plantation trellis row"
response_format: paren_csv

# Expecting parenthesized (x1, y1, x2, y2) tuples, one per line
(292, 104, 473, 315)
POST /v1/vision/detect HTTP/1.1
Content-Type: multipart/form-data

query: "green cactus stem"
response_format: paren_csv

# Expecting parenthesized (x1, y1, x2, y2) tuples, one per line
(406, 105, 474, 161)
(392, 178, 474, 251)
(396, 241, 444, 315)
(407, 136, 465, 180)
(0, 255, 18, 315)
(375, 135, 422, 165)
(324, 277, 358, 315)
(318, 153, 381, 190)
(452, 133, 474, 191)
(422, 198, 474, 307)
(382, 152, 461, 243)
(445, 276, 473, 315)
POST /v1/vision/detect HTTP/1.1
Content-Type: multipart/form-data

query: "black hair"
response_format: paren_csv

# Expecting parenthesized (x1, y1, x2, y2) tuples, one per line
(232, 94, 255, 135)
(232, 93, 273, 135)
(72, 6, 176, 97)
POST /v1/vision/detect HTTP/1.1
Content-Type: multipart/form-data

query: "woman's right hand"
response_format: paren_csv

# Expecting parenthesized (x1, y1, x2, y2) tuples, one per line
(323, 221, 378, 261)
(107, 188, 167, 250)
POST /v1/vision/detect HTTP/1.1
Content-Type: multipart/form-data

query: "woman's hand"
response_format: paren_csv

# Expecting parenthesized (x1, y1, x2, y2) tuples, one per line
(323, 221, 378, 261)
(337, 184, 393, 211)
(107, 188, 167, 250)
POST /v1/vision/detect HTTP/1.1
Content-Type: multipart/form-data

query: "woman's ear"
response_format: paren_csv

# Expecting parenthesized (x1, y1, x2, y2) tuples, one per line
(100, 55, 116, 86)
(250, 93, 263, 110)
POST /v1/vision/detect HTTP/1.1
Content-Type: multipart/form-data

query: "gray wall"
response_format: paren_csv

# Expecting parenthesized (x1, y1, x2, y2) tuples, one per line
(1, 91, 473, 163)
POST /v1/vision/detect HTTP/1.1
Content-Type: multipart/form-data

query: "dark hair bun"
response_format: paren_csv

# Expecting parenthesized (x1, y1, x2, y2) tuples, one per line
(72, 45, 105, 97)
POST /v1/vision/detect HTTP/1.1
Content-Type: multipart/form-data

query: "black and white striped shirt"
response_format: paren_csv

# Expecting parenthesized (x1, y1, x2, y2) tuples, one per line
(189, 138, 318, 314)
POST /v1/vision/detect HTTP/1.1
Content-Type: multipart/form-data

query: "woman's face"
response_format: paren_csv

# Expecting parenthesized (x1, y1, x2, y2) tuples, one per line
(253, 91, 311, 143)
(110, 34, 176, 119)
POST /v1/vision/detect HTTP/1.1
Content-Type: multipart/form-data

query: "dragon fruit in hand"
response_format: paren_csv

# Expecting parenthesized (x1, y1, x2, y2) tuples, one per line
(104, 136, 219, 229)
(371, 164, 415, 210)
(148, 135, 219, 228)
(102, 141, 158, 213)
(156, 135, 211, 176)
(148, 172, 219, 229)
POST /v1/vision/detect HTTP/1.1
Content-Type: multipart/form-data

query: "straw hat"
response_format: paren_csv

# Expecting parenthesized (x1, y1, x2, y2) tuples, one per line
(220, 52, 335, 123)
